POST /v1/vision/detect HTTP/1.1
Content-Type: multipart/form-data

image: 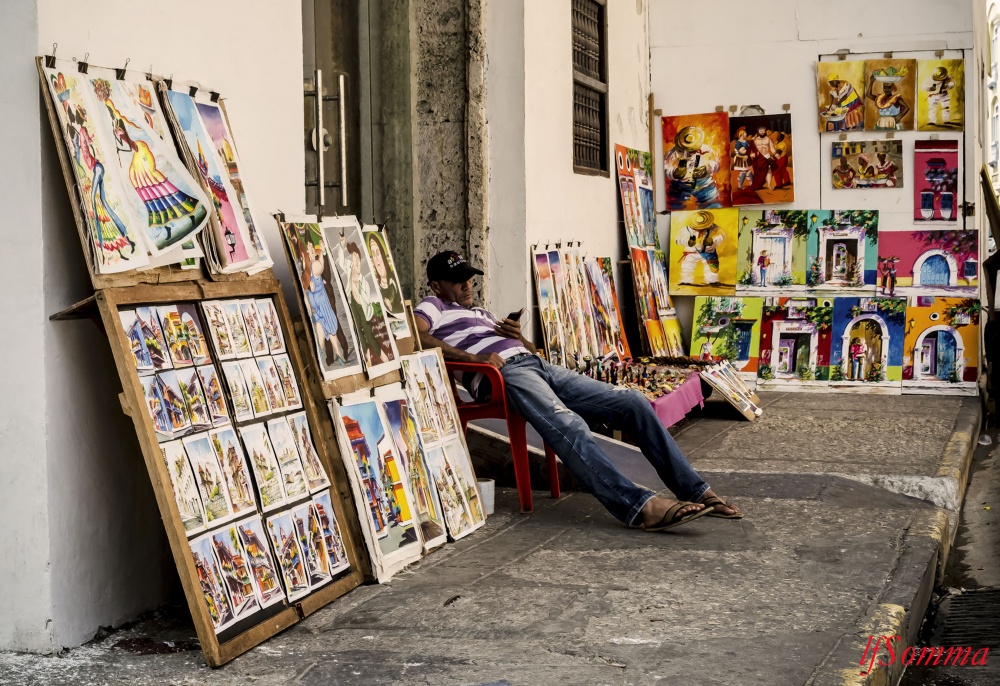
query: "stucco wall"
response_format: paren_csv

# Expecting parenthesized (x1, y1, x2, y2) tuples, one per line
(0, 0, 306, 653)
(649, 0, 979, 348)
(488, 0, 651, 337)
(0, 0, 54, 655)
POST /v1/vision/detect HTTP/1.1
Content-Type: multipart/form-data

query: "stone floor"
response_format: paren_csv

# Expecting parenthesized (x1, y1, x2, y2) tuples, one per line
(0, 393, 981, 686)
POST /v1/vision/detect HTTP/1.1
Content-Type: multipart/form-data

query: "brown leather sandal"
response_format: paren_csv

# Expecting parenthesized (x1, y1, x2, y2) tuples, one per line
(700, 495, 744, 519)
(642, 501, 711, 532)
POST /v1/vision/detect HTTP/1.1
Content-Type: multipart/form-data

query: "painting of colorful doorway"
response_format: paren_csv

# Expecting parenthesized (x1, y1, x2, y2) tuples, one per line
(690, 297, 763, 384)
(877, 229, 978, 297)
(758, 298, 833, 390)
(805, 210, 879, 294)
(736, 210, 810, 294)
(902, 297, 980, 395)
(828, 298, 905, 394)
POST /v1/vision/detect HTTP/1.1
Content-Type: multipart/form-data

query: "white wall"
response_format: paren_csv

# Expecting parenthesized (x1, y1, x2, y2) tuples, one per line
(485, 0, 528, 322)
(649, 0, 978, 347)
(0, 0, 305, 653)
(0, 0, 55, 654)
(487, 0, 650, 335)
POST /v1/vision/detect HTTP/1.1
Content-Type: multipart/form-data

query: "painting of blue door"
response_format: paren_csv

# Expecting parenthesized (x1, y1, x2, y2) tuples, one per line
(734, 322, 754, 363)
(935, 330, 957, 380)
(920, 254, 951, 286)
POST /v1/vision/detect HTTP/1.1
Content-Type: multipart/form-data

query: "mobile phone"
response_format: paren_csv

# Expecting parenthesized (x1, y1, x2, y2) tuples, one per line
(505, 308, 525, 322)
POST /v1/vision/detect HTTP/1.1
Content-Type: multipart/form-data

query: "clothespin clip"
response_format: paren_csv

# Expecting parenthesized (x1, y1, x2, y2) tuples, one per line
(886, 131, 895, 139)
(274, 211, 287, 223)
(209, 91, 220, 103)
(44, 43, 57, 69)
(115, 57, 130, 80)
(335, 396, 344, 405)
(838, 133, 848, 141)
(164, 75, 173, 90)
(189, 85, 198, 97)
(836, 49, 849, 61)
(930, 133, 940, 140)
(728, 105, 738, 113)
(77, 53, 89, 74)
(715, 105, 724, 112)
(883, 52, 893, 59)
(782, 103, 791, 112)
(935, 50, 945, 58)
(369, 387, 376, 398)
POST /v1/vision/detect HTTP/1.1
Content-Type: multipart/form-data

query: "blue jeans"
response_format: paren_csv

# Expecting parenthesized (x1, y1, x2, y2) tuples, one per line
(500, 355, 709, 526)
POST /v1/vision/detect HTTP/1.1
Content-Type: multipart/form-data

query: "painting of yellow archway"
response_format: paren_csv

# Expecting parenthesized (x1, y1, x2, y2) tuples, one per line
(916, 59, 964, 131)
(668, 209, 738, 296)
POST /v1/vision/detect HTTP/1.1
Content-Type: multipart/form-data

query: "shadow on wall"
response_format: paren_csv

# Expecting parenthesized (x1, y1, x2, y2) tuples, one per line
(40, 108, 172, 648)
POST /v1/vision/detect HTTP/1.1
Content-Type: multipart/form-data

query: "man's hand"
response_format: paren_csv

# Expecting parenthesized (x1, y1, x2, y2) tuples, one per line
(476, 352, 506, 369)
(495, 317, 522, 340)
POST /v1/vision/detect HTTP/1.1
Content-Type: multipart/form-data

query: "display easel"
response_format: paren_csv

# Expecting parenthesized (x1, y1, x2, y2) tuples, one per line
(278, 219, 420, 580)
(39, 54, 366, 666)
(51, 279, 366, 667)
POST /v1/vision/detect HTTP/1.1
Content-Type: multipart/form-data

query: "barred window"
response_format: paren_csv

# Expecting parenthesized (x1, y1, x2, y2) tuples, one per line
(572, 0, 608, 175)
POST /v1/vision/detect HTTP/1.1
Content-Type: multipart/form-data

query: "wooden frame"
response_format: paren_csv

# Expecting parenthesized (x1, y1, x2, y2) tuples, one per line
(89, 277, 363, 667)
(35, 57, 274, 289)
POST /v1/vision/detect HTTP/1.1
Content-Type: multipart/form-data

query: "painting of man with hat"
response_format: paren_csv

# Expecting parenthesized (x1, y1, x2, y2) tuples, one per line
(661, 111, 731, 210)
(917, 59, 964, 131)
(668, 208, 739, 296)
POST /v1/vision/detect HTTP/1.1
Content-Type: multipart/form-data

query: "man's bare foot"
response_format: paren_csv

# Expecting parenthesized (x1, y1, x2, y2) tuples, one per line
(698, 489, 742, 517)
(640, 496, 704, 529)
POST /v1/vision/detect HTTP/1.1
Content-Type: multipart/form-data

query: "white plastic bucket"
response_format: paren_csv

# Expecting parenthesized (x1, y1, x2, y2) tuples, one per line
(478, 478, 495, 515)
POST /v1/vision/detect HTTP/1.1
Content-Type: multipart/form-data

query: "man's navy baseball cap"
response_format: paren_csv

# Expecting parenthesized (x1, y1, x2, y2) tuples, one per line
(426, 251, 484, 283)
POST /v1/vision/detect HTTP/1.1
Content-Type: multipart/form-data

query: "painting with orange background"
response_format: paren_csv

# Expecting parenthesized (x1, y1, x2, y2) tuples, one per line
(662, 112, 731, 211)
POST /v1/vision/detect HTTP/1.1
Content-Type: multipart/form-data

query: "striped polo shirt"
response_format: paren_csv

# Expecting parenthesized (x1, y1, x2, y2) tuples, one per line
(414, 297, 530, 397)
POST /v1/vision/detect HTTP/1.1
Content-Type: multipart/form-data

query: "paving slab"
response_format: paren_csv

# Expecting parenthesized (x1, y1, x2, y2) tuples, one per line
(0, 393, 978, 686)
(0, 478, 947, 686)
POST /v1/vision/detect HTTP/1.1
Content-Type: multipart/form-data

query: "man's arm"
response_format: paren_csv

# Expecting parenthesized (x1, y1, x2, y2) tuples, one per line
(414, 316, 506, 368)
(494, 316, 538, 354)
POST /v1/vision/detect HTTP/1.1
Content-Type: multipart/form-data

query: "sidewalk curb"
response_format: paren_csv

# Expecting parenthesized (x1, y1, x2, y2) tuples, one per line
(811, 509, 951, 686)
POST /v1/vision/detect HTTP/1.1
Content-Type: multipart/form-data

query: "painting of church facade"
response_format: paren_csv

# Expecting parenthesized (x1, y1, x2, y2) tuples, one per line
(828, 298, 906, 393)
(804, 210, 879, 293)
(877, 229, 978, 297)
(758, 298, 833, 390)
(902, 297, 980, 395)
(736, 210, 810, 293)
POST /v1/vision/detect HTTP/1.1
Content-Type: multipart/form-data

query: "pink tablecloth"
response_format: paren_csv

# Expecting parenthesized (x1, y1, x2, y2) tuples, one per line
(649, 373, 704, 429)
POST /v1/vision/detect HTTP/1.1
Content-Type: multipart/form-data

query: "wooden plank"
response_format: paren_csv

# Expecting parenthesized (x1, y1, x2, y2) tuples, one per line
(95, 289, 224, 666)
(297, 570, 364, 618)
(35, 58, 207, 291)
(272, 287, 373, 583)
(49, 295, 97, 321)
(90, 280, 367, 667)
(216, 607, 299, 666)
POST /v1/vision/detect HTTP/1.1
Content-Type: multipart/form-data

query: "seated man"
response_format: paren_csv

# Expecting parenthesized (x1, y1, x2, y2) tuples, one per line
(413, 251, 742, 531)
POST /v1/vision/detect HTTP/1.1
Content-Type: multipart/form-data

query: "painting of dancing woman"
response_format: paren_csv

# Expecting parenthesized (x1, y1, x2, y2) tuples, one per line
(92, 78, 207, 252)
(46, 69, 148, 272)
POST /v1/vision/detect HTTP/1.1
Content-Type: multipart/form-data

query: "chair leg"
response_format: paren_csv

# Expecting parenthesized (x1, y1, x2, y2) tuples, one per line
(506, 413, 534, 513)
(544, 444, 561, 499)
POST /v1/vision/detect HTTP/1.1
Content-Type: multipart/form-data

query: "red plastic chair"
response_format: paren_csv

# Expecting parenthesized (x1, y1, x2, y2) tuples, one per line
(445, 361, 560, 513)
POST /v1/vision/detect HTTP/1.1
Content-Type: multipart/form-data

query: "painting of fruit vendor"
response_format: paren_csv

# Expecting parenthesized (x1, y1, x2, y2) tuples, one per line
(863, 59, 916, 131)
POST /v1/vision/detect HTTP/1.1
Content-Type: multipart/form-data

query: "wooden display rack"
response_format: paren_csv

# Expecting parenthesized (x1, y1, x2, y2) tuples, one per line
(35, 56, 272, 290)
(279, 227, 419, 580)
(52, 277, 366, 667)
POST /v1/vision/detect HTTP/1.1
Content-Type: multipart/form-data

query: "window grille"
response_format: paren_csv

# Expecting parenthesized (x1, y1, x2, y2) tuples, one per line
(572, 0, 608, 175)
